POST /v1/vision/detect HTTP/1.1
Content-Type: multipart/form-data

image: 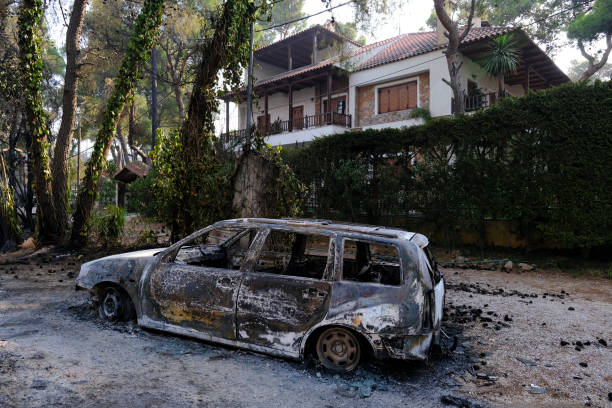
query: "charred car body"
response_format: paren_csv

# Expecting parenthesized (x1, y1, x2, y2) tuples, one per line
(76, 218, 444, 371)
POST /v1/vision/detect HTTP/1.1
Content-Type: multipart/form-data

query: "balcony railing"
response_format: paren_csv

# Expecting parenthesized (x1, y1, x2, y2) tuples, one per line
(223, 112, 352, 142)
(452, 90, 512, 114)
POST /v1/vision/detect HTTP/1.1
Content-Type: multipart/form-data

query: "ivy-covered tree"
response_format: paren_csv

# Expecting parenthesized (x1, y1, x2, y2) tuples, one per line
(170, 0, 270, 236)
(17, 0, 60, 243)
(70, 0, 165, 246)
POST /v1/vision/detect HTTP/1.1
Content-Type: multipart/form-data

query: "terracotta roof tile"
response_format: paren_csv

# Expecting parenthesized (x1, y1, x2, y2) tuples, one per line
(358, 26, 513, 70)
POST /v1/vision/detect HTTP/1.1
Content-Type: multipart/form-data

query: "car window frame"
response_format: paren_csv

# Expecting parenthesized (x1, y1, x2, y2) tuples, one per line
(338, 235, 404, 287)
(247, 227, 337, 282)
(160, 225, 258, 272)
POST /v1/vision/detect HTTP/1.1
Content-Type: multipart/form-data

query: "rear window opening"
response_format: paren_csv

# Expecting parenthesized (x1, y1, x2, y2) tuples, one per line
(254, 230, 332, 280)
(342, 239, 401, 286)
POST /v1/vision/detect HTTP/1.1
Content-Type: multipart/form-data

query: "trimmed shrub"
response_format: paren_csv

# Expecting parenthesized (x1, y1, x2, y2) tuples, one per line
(284, 81, 612, 251)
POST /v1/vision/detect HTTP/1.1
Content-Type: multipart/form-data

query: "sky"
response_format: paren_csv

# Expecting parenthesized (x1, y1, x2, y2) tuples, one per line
(301, 0, 594, 73)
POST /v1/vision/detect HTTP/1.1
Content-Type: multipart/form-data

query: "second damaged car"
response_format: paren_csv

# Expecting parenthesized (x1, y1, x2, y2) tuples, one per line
(76, 218, 444, 372)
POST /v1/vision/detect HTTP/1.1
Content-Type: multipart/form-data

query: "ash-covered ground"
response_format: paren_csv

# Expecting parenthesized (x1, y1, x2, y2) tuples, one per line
(0, 248, 609, 407)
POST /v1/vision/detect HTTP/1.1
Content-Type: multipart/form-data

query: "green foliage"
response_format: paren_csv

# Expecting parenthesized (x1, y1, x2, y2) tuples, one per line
(285, 82, 612, 250)
(409, 107, 432, 123)
(150, 129, 232, 237)
(97, 161, 118, 207)
(480, 33, 520, 82)
(0, 183, 22, 243)
(126, 171, 157, 216)
(89, 205, 126, 246)
(71, 0, 165, 244)
(567, 0, 612, 42)
(257, 142, 308, 219)
(257, 0, 306, 45)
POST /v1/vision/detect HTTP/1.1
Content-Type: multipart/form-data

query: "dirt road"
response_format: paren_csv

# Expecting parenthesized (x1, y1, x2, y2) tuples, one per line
(0, 248, 610, 407)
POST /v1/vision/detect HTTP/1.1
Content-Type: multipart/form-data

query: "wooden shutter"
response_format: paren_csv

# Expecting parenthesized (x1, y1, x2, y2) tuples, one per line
(379, 81, 418, 113)
(408, 82, 418, 108)
(379, 88, 389, 113)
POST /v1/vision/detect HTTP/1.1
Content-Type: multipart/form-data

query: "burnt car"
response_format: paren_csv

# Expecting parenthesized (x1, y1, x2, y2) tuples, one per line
(76, 218, 444, 372)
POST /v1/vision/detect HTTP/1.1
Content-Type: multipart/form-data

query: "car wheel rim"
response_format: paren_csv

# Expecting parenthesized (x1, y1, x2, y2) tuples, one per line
(102, 289, 121, 319)
(319, 329, 359, 370)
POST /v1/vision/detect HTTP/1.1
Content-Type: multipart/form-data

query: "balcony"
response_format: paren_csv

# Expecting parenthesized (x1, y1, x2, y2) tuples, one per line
(222, 112, 352, 144)
(452, 90, 512, 114)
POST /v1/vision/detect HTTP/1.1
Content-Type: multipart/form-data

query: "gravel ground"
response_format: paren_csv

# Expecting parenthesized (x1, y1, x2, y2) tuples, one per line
(0, 247, 610, 408)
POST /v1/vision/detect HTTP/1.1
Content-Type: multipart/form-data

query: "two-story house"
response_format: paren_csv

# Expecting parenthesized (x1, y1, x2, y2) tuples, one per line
(221, 19, 569, 146)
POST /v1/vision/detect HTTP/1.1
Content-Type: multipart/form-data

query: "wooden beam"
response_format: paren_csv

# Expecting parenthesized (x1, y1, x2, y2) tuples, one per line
(264, 92, 268, 133)
(225, 99, 230, 137)
(326, 70, 332, 125)
(288, 83, 293, 132)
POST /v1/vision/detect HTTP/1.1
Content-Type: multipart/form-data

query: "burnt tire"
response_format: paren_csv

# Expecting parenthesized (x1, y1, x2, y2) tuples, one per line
(316, 327, 361, 372)
(98, 286, 134, 322)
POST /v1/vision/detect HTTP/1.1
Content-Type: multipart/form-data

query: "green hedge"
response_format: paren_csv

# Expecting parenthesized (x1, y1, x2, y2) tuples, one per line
(283, 81, 612, 250)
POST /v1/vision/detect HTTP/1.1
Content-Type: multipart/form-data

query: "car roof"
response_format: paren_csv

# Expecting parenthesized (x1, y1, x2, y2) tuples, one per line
(217, 218, 430, 248)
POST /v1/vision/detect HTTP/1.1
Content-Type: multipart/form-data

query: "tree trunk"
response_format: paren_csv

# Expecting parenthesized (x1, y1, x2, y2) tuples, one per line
(70, 0, 165, 246)
(17, 0, 60, 243)
(578, 34, 612, 81)
(433, 0, 475, 117)
(173, 75, 186, 120)
(8, 109, 21, 191)
(23, 125, 35, 232)
(151, 46, 158, 148)
(51, 0, 88, 240)
(128, 99, 136, 158)
(116, 122, 129, 166)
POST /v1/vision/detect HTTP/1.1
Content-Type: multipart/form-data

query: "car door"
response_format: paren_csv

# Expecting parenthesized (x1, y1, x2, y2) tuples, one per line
(141, 226, 255, 340)
(236, 228, 335, 355)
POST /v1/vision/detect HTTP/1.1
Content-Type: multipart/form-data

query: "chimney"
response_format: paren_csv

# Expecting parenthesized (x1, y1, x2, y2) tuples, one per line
(323, 19, 335, 32)
(436, 0, 456, 45)
(472, 17, 482, 28)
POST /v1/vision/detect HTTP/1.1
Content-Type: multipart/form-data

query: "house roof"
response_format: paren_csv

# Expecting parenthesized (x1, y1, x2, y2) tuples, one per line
(225, 25, 568, 98)
(255, 24, 362, 56)
(357, 26, 569, 87)
(226, 36, 399, 96)
(358, 26, 514, 70)
(114, 161, 150, 183)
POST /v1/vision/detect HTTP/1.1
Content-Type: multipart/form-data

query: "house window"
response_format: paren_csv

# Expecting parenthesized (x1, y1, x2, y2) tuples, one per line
(378, 81, 417, 114)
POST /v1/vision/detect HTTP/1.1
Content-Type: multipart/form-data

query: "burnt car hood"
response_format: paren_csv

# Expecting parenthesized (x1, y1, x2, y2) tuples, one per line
(76, 248, 166, 290)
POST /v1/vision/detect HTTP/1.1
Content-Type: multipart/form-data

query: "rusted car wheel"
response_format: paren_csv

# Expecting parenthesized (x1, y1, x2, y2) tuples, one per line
(98, 286, 133, 322)
(316, 327, 361, 372)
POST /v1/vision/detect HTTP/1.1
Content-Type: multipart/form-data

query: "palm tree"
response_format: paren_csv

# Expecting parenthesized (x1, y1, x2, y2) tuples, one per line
(481, 33, 520, 97)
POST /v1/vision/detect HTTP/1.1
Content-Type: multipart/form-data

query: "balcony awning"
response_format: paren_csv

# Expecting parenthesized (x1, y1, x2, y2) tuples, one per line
(459, 29, 569, 90)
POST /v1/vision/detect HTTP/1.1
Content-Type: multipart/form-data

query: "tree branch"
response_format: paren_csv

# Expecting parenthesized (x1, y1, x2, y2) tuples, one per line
(458, 0, 476, 43)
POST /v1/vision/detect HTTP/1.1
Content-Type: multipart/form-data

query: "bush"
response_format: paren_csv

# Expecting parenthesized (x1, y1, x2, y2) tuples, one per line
(284, 81, 612, 251)
(89, 205, 126, 247)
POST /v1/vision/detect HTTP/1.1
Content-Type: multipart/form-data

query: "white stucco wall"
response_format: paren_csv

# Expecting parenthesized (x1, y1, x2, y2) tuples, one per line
(252, 59, 286, 83)
(460, 55, 526, 98)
